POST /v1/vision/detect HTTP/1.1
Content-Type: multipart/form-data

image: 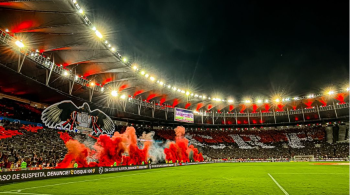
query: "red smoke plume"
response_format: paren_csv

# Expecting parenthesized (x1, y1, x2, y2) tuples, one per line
(164, 126, 204, 163)
(57, 132, 90, 168)
(57, 127, 153, 168)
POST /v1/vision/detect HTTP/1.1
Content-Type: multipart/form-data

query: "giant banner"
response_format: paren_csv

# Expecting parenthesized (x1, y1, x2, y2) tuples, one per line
(41, 101, 115, 135)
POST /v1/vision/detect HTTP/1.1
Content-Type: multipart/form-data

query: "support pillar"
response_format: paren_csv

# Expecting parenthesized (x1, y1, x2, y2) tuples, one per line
(333, 102, 338, 118)
(17, 51, 27, 73)
(287, 108, 291, 123)
(301, 108, 305, 122)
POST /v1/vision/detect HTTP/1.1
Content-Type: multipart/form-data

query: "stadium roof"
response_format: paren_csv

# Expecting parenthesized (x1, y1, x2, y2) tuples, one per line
(0, 0, 188, 106)
(0, 1, 348, 111)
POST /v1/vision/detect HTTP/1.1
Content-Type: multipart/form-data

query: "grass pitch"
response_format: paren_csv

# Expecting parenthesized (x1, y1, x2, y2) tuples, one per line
(0, 162, 348, 195)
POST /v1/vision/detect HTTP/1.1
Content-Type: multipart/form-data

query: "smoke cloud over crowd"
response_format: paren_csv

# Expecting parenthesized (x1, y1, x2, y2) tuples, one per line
(57, 126, 203, 168)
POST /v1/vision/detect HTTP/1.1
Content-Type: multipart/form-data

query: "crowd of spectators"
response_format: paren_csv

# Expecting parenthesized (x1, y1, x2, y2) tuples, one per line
(156, 126, 349, 160)
(0, 98, 348, 171)
(0, 98, 42, 123)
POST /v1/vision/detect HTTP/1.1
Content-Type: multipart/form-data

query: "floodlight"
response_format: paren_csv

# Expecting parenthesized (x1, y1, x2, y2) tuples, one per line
(15, 40, 24, 48)
(111, 91, 118, 97)
(63, 70, 69, 76)
(327, 91, 334, 95)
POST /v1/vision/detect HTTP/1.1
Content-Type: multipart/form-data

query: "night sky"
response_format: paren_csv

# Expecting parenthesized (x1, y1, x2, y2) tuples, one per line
(88, 0, 349, 98)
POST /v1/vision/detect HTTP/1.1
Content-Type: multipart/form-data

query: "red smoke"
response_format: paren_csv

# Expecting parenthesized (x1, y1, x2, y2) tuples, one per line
(164, 126, 204, 163)
(57, 132, 91, 168)
(185, 103, 191, 109)
(95, 127, 152, 166)
(57, 127, 153, 168)
(229, 105, 234, 111)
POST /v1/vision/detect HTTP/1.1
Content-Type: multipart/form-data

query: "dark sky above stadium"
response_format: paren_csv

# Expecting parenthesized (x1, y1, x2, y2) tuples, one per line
(89, 0, 349, 98)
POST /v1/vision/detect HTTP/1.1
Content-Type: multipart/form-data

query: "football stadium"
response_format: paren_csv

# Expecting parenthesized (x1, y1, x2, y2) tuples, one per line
(0, 0, 349, 195)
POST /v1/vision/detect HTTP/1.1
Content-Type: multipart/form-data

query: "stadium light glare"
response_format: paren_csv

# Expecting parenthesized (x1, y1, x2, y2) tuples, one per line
(111, 90, 118, 97)
(186, 91, 190, 95)
(101, 87, 104, 92)
(145, 74, 149, 78)
(275, 98, 280, 103)
(150, 76, 155, 81)
(5, 29, 9, 32)
(74, 75, 79, 80)
(92, 26, 96, 31)
(140, 71, 145, 75)
(256, 99, 262, 104)
(244, 100, 251, 104)
(228, 99, 234, 103)
(172, 87, 177, 91)
(168, 85, 171, 88)
(73, 0, 77, 3)
(181, 90, 185, 94)
(347, 88, 349, 91)
(327, 91, 335, 95)
(90, 82, 95, 87)
(132, 65, 138, 70)
(63, 70, 69, 76)
(94, 30, 103, 38)
(159, 81, 164, 85)
(307, 94, 314, 98)
(177, 89, 181, 92)
(111, 47, 116, 52)
(15, 40, 24, 48)
(123, 58, 127, 62)
(78, 8, 84, 14)
(203, 96, 206, 100)
(120, 94, 126, 99)
(194, 94, 198, 97)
